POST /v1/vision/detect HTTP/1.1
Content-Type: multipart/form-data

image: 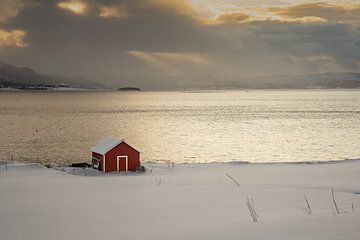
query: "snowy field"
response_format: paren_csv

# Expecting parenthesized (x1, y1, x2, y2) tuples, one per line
(0, 161, 359, 240)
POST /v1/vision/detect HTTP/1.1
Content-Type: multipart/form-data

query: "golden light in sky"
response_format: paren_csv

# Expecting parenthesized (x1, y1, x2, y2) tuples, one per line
(58, 1, 87, 15)
(99, 5, 128, 18)
(188, 0, 360, 25)
(52, 0, 360, 25)
(0, 29, 27, 47)
(128, 51, 208, 73)
(129, 51, 208, 65)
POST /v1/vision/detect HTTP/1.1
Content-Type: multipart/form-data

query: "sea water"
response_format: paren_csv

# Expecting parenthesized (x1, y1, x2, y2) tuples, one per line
(1, 90, 359, 164)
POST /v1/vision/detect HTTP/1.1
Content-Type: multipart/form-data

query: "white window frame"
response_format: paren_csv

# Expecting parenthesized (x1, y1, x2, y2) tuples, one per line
(92, 157, 100, 169)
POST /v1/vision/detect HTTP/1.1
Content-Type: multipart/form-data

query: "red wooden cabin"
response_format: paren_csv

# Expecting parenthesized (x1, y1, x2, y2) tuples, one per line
(91, 137, 140, 173)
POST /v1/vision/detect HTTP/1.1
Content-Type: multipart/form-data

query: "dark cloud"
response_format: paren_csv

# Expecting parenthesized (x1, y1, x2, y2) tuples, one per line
(0, 0, 24, 23)
(0, 0, 359, 89)
(213, 21, 360, 75)
(1, 1, 222, 83)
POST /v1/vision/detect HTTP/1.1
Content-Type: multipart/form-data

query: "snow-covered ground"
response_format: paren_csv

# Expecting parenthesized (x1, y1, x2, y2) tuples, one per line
(0, 161, 359, 240)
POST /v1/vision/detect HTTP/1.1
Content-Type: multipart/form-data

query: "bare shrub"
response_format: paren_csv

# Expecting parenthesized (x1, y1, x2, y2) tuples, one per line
(331, 188, 346, 215)
(155, 178, 162, 185)
(246, 197, 259, 222)
(225, 173, 239, 187)
(302, 196, 313, 215)
(332, 188, 341, 214)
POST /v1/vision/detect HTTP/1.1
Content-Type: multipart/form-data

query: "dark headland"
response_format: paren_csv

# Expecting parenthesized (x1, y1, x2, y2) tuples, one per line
(117, 87, 142, 91)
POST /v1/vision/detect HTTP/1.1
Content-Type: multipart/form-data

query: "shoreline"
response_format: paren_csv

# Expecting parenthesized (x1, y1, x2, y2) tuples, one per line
(1, 88, 360, 93)
(2, 157, 360, 169)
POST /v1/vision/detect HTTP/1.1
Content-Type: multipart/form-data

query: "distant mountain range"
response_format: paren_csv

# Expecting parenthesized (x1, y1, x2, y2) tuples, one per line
(110, 72, 360, 90)
(0, 61, 104, 89)
(1, 61, 360, 90)
(230, 72, 360, 89)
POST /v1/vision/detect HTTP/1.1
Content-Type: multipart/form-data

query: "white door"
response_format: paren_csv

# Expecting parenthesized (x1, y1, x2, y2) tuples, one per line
(117, 156, 128, 172)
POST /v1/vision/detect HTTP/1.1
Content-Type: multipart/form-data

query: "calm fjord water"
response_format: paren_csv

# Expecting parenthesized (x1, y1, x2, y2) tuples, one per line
(0, 90, 360, 164)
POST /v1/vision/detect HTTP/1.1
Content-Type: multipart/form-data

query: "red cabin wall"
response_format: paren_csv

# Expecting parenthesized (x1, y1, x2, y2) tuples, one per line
(104, 142, 140, 172)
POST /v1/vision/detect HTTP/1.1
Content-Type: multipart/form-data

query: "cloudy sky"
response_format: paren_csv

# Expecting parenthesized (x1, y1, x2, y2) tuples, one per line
(0, 0, 360, 89)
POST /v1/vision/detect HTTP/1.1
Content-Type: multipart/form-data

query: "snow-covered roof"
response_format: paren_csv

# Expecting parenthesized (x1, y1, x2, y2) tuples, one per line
(91, 137, 122, 155)
(91, 137, 141, 154)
